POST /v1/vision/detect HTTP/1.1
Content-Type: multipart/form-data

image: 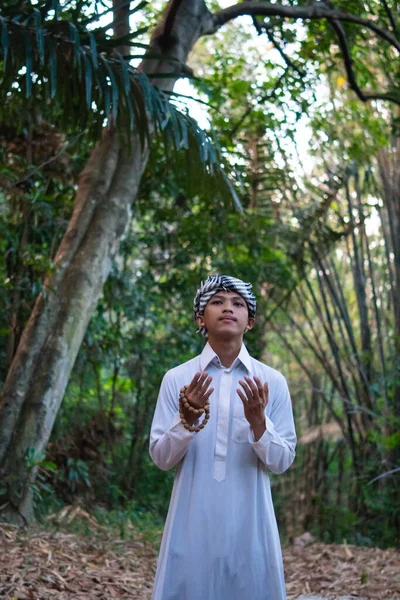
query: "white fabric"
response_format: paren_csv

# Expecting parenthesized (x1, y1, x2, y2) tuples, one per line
(149, 342, 297, 600)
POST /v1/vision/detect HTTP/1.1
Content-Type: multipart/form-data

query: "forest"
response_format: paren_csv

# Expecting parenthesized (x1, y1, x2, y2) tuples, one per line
(0, 0, 399, 598)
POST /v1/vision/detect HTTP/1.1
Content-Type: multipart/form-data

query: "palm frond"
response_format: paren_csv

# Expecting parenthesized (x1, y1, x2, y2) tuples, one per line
(0, 1, 241, 208)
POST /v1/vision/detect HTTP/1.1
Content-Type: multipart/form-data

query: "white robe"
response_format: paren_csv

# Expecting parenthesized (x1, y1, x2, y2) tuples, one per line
(149, 342, 296, 600)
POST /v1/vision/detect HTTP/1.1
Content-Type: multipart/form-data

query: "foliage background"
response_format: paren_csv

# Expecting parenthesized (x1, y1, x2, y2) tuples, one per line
(0, 0, 399, 548)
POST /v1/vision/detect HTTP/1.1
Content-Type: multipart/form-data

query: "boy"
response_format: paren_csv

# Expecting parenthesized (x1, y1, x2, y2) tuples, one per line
(150, 274, 296, 600)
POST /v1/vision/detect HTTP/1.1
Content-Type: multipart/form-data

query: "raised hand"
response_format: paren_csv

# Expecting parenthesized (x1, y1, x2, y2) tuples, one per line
(237, 375, 268, 432)
(183, 372, 213, 426)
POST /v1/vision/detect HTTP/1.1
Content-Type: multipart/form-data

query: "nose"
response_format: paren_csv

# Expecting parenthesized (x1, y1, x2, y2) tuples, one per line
(222, 307, 233, 313)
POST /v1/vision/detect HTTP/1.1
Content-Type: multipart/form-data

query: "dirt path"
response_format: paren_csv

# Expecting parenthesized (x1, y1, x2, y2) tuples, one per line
(1, 523, 399, 599)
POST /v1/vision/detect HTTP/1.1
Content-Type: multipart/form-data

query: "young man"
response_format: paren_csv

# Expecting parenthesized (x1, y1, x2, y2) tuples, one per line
(150, 275, 296, 600)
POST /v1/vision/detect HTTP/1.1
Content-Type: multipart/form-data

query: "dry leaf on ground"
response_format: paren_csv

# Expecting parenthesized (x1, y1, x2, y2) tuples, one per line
(0, 524, 399, 599)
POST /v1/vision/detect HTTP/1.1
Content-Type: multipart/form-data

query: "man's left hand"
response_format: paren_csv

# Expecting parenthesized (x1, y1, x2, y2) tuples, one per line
(237, 375, 268, 441)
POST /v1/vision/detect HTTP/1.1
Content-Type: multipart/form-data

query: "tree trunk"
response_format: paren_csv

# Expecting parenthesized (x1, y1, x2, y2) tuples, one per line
(0, 0, 213, 524)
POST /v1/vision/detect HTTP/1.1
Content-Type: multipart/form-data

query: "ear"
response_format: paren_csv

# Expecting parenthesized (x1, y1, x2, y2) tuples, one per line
(196, 314, 206, 329)
(245, 317, 255, 333)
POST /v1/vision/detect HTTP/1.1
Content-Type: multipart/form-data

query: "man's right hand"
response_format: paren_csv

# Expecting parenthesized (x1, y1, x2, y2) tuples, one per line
(182, 372, 213, 426)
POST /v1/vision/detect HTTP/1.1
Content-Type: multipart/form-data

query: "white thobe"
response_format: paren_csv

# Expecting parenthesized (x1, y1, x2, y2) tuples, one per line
(149, 342, 296, 600)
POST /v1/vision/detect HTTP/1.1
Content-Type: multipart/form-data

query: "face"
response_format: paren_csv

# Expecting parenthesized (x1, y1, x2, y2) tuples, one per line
(196, 290, 255, 340)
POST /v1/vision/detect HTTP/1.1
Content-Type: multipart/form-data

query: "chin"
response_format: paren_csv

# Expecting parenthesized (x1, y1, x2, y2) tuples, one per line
(211, 329, 242, 340)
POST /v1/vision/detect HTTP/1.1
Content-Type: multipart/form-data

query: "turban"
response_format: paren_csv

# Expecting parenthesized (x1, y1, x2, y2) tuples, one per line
(194, 274, 257, 336)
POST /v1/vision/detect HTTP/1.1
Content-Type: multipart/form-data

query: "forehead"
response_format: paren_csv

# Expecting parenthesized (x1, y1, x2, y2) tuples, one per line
(210, 290, 245, 301)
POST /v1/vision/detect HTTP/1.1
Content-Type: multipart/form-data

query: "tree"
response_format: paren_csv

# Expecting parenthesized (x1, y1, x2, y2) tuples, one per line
(0, 0, 399, 523)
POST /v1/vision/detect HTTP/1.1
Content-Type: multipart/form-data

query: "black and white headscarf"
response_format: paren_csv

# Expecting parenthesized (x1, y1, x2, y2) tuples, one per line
(193, 274, 257, 337)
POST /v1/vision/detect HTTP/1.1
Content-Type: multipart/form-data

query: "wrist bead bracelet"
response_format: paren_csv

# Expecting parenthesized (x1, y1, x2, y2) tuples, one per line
(179, 385, 210, 432)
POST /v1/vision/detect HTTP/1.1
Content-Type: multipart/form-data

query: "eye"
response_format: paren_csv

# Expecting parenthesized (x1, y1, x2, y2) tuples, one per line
(235, 302, 244, 307)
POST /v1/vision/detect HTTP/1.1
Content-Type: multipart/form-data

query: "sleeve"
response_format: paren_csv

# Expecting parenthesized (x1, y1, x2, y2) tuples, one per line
(249, 372, 296, 474)
(149, 370, 198, 471)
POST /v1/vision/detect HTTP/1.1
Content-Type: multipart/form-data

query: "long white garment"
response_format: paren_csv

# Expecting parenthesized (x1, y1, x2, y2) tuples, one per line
(149, 342, 296, 600)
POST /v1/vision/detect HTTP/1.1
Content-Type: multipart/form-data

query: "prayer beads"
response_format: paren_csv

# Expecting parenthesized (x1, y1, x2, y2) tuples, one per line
(179, 385, 210, 432)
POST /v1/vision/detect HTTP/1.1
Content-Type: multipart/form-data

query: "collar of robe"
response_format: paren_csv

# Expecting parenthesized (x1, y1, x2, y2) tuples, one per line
(199, 341, 253, 374)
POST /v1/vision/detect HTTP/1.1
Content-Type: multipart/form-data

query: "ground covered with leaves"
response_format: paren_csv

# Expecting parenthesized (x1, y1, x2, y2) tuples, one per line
(0, 511, 399, 600)
(285, 535, 400, 599)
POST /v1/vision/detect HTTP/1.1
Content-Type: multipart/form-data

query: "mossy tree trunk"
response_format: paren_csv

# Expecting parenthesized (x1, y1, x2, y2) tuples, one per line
(0, 0, 214, 524)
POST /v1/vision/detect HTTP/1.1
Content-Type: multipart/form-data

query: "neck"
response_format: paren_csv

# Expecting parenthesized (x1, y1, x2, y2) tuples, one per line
(207, 336, 243, 368)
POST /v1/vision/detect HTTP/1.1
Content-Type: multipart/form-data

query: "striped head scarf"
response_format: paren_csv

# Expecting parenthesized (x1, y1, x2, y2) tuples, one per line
(194, 274, 257, 337)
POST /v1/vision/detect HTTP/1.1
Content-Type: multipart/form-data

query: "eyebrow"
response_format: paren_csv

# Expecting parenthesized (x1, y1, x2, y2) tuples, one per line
(211, 294, 245, 302)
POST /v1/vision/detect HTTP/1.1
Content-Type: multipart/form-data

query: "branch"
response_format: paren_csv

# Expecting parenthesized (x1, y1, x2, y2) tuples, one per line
(162, 0, 185, 40)
(263, 24, 306, 77)
(210, 2, 400, 53)
(149, 0, 185, 50)
(368, 466, 400, 485)
(329, 17, 400, 105)
(381, 0, 398, 36)
(251, 15, 263, 35)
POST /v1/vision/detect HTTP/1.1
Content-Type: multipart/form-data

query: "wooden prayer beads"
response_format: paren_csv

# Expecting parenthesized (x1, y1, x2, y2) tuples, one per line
(179, 385, 210, 433)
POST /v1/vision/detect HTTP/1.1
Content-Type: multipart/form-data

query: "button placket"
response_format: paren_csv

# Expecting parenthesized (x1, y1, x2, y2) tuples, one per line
(213, 369, 232, 481)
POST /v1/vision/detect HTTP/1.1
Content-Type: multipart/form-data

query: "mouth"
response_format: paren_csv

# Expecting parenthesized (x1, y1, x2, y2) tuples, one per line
(219, 317, 237, 322)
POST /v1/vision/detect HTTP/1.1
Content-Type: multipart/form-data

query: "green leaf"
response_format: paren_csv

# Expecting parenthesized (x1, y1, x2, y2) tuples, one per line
(85, 0, 147, 27)
(49, 38, 57, 98)
(88, 31, 98, 69)
(0, 10, 240, 205)
(41, 461, 57, 471)
(126, 94, 135, 130)
(52, 0, 60, 19)
(11, 14, 24, 24)
(221, 171, 243, 213)
(116, 51, 130, 96)
(69, 22, 80, 69)
(180, 115, 189, 150)
(83, 51, 93, 108)
(23, 29, 32, 98)
(33, 8, 44, 66)
(107, 26, 149, 46)
(0, 17, 9, 69)
(104, 82, 111, 122)
(101, 56, 119, 121)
